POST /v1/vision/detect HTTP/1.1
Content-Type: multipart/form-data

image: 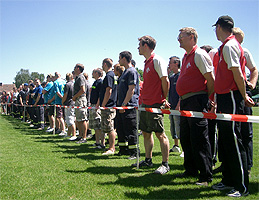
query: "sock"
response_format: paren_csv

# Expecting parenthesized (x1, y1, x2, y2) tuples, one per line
(162, 161, 169, 168)
(145, 158, 152, 163)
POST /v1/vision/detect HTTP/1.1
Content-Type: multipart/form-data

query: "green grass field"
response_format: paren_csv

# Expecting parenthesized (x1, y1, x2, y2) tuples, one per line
(0, 108, 258, 199)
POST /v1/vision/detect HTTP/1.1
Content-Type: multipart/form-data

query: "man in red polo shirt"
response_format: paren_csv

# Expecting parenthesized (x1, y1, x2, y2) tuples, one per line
(211, 15, 254, 197)
(176, 27, 214, 186)
(132, 35, 170, 175)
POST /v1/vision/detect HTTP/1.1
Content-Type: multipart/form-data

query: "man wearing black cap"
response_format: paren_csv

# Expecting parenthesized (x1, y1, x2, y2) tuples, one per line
(211, 15, 254, 197)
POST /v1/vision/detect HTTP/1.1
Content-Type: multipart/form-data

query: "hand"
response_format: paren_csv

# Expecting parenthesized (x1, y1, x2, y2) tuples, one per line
(72, 96, 76, 101)
(119, 109, 125, 114)
(246, 81, 254, 90)
(164, 100, 171, 109)
(33, 103, 37, 107)
(245, 95, 255, 107)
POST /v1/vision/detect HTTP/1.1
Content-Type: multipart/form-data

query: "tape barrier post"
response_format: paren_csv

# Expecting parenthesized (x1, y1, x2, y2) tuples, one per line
(23, 105, 26, 122)
(53, 105, 56, 135)
(136, 106, 140, 170)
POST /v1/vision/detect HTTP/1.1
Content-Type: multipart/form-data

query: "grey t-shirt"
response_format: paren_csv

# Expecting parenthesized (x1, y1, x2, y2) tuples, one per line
(63, 81, 74, 106)
(74, 73, 86, 98)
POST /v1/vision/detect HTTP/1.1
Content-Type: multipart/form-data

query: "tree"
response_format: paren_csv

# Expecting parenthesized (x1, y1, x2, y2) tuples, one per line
(14, 69, 45, 88)
(136, 67, 143, 81)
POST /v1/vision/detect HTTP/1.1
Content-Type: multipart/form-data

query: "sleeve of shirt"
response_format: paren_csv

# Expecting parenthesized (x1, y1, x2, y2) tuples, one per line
(223, 40, 241, 69)
(128, 70, 137, 86)
(194, 48, 213, 74)
(243, 48, 257, 70)
(106, 74, 114, 88)
(64, 84, 68, 94)
(43, 82, 52, 92)
(38, 86, 43, 95)
(153, 55, 168, 78)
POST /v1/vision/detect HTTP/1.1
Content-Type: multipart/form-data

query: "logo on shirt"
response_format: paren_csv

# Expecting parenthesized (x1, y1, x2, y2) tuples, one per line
(186, 62, 191, 69)
(146, 67, 150, 73)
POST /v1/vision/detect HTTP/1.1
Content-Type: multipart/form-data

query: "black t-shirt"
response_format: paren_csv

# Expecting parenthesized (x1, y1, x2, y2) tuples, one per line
(99, 70, 117, 107)
(19, 88, 29, 103)
(63, 81, 74, 106)
(90, 78, 103, 104)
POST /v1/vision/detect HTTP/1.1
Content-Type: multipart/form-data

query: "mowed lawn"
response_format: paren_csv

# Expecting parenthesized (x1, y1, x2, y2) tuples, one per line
(0, 108, 258, 199)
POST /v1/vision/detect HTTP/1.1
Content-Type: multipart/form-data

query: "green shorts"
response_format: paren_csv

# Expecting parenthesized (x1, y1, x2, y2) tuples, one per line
(75, 97, 88, 122)
(139, 103, 164, 133)
(89, 108, 101, 130)
(101, 109, 116, 133)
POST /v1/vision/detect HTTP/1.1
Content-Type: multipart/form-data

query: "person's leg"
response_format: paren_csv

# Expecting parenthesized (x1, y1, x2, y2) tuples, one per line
(142, 131, 153, 159)
(155, 132, 170, 162)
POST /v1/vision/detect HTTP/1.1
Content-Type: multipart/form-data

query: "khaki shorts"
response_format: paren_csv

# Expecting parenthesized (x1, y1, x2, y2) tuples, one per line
(139, 103, 164, 133)
(75, 97, 88, 122)
(65, 107, 75, 127)
(101, 109, 116, 133)
(89, 107, 101, 130)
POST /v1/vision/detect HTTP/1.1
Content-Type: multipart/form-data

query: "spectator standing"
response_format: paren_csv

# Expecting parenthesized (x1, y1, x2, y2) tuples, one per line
(33, 78, 45, 130)
(72, 64, 88, 144)
(176, 27, 214, 186)
(168, 56, 182, 154)
(43, 74, 54, 133)
(62, 73, 76, 140)
(89, 68, 105, 148)
(211, 16, 253, 197)
(100, 58, 117, 155)
(117, 51, 140, 159)
(232, 27, 258, 175)
(132, 35, 170, 175)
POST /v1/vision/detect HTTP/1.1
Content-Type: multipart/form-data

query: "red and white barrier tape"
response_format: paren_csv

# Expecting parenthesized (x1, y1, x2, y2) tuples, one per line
(2, 103, 259, 123)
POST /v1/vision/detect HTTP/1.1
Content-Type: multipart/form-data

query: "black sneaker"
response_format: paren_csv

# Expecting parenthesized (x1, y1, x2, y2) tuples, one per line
(131, 160, 153, 168)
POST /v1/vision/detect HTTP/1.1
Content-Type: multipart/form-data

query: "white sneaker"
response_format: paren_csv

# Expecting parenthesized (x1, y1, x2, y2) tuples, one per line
(180, 152, 184, 157)
(69, 136, 77, 141)
(170, 145, 181, 153)
(154, 165, 170, 174)
(46, 128, 54, 133)
(102, 149, 115, 155)
(59, 131, 67, 136)
(29, 124, 34, 128)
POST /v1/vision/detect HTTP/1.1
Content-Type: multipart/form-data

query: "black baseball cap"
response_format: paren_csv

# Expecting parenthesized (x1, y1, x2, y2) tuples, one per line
(213, 15, 234, 28)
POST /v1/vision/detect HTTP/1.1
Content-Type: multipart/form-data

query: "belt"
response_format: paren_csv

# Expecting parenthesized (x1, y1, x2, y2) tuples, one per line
(180, 91, 207, 100)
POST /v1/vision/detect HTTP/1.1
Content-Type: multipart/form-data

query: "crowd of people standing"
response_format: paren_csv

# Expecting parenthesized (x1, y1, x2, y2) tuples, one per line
(1, 15, 258, 198)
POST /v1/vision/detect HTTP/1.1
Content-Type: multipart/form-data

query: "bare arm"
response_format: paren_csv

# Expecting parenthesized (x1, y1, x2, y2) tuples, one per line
(247, 67, 258, 89)
(62, 93, 68, 105)
(231, 67, 254, 107)
(101, 87, 112, 107)
(72, 85, 85, 101)
(161, 76, 169, 99)
(203, 72, 215, 97)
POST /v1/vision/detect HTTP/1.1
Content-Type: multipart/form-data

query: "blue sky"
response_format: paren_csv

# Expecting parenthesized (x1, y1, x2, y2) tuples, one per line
(1, 0, 258, 84)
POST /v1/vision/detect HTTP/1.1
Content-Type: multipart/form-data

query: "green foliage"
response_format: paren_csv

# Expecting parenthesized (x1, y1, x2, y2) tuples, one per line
(14, 69, 45, 88)
(136, 67, 143, 81)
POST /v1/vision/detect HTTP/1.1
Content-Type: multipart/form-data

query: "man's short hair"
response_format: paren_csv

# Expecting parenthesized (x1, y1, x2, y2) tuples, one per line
(232, 27, 244, 40)
(114, 63, 125, 76)
(131, 59, 136, 67)
(93, 68, 103, 77)
(120, 51, 132, 63)
(75, 63, 84, 73)
(66, 73, 73, 81)
(103, 58, 113, 69)
(200, 45, 213, 53)
(83, 72, 89, 80)
(47, 74, 53, 79)
(138, 35, 156, 50)
(179, 27, 198, 44)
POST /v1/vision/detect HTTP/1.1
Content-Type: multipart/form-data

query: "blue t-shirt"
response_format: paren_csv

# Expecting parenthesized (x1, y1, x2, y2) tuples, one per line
(43, 81, 53, 104)
(90, 78, 103, 104)
(99, 70, 117, 107)
(54, 78, 66, 105)
(34, 85, 44, 105)
(117, 67, 139, 106)
(168, 72, 180, 109)
(48, 85, 55, 105)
